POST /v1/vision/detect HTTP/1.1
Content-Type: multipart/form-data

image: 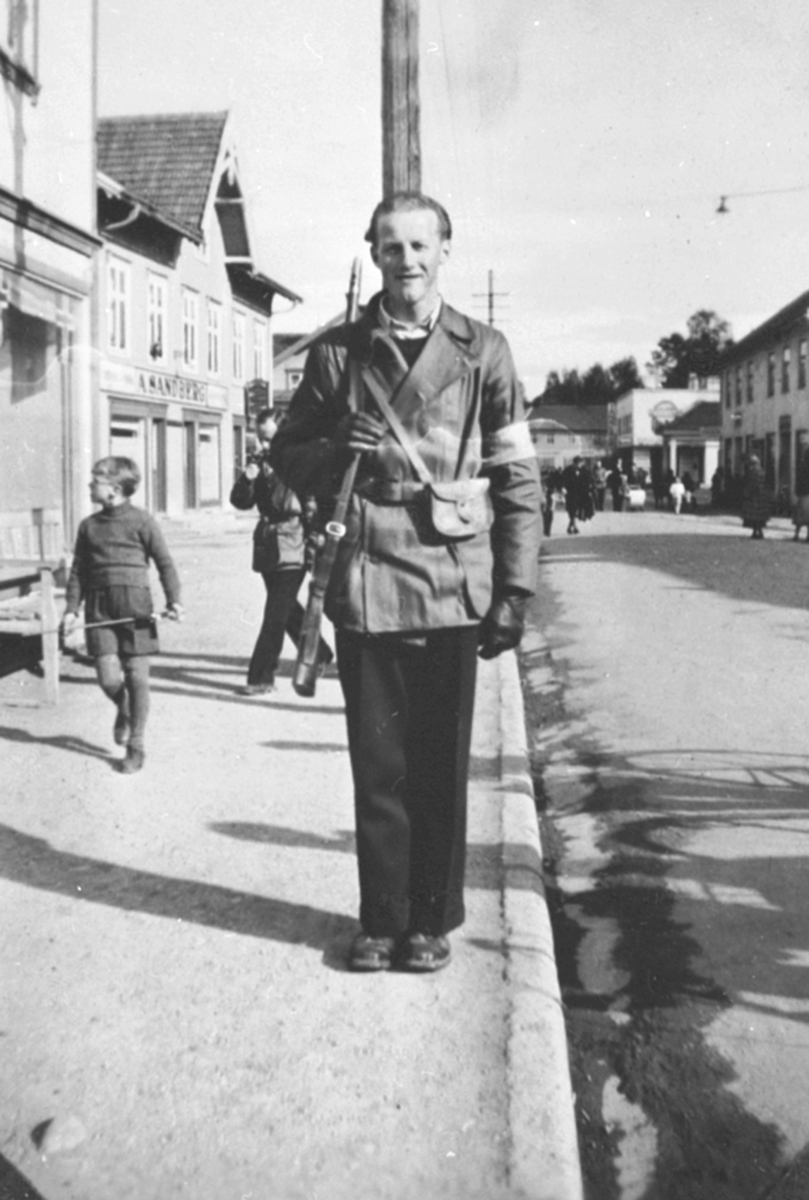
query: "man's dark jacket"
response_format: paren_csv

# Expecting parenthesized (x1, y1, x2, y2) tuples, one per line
(269, 293, 540, 634)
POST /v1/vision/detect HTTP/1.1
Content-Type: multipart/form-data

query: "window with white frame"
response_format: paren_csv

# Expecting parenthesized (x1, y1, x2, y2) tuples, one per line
(232, 313, 245, 381)
(800, 339, 807, 390)
(253, 319, 267, 381)
(147, 273, 167, 362)
(782, 344, 791, 393)
(207, 300, 222, 376)
(107, 257, 130, 354)
(182, 289, 198, 370)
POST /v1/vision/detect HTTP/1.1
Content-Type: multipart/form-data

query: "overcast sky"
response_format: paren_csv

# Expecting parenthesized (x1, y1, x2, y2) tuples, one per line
(98, 0, 809, 398)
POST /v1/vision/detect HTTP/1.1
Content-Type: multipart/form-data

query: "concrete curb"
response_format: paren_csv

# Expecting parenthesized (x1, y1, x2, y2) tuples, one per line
(497, 651, 583, 1200)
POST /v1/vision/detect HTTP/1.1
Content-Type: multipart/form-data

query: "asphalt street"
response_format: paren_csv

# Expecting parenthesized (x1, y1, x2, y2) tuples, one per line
(0, 516, 580, 1200)
(523, 503, 809, 1200)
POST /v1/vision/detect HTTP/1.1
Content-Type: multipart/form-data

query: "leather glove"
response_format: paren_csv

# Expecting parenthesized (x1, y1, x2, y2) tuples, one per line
(478, 595, 527, 660)
(334, 412, 387, 453)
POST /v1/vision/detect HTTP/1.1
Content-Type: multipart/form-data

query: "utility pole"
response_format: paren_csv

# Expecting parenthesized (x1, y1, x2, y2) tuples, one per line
(381, 0, 420, 196)
(473, 269, 509, 327)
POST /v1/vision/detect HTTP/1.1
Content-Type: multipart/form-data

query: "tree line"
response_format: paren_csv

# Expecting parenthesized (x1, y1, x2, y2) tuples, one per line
(534, 309, 733, 407)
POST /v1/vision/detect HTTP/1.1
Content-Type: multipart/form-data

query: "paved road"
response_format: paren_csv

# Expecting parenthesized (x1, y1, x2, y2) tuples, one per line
(0, 517, 580, 1200)
(521, 505, 809, 1200)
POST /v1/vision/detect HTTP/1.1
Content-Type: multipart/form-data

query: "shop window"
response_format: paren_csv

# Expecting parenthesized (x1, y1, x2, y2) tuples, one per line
(107, 257, 130, 354)
(110, 418, 146, 494)
(147, 273, 167, 362)
(182, 288, 198, 370)
(232, 312, 245, 382)
(198, 424, 221, 505)
(8, 305, 50, 403)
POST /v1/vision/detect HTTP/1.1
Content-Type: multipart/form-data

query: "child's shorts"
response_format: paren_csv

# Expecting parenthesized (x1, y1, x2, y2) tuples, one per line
(85, 586, 159, 657)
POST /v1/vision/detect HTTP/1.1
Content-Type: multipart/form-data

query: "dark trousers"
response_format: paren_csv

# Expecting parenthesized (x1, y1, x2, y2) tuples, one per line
(247, 568, 331, 685)
(336, 625, 479, 938)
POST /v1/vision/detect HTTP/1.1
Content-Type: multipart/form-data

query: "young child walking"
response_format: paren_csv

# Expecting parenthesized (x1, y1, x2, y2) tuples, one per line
(62, 457, 184, 773)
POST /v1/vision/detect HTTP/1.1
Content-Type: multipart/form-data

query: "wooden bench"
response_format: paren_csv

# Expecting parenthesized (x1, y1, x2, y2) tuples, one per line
(0, 566, 61, 704)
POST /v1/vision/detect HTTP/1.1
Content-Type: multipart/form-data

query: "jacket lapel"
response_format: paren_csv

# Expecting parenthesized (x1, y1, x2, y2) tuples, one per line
(362, 302, 480, 428)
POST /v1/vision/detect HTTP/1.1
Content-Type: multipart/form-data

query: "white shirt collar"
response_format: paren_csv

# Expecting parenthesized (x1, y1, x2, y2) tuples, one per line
(379, 295, 442, 340)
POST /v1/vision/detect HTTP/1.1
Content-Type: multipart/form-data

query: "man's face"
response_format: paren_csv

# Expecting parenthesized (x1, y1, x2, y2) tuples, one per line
(371, 207, 451, 314)
(257, 419, 277, 447)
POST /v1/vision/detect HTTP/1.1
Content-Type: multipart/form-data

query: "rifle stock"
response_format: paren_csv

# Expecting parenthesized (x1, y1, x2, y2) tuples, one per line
(293, 257, 362, 697)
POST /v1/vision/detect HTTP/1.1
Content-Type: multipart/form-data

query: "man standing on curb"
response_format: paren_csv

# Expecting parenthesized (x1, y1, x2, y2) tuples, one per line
(270, 192, 540, 973)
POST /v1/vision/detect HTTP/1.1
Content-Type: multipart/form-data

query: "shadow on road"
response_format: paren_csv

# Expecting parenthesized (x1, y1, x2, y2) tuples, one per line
(0, 1150, 48, 1200)
(0, 821, 356, 967)
(0, 724, 111, 762)
(542, 524, 809, 615)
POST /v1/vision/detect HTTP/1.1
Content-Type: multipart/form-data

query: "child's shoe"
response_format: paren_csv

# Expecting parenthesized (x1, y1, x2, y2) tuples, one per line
(120, 745, 145, 774)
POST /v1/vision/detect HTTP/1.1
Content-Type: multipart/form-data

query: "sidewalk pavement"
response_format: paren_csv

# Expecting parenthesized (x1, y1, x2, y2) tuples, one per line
(0, 522, 581, 1200)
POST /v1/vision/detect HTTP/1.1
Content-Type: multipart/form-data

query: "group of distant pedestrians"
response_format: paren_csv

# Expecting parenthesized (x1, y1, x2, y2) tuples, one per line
(541, 458, 655, 534)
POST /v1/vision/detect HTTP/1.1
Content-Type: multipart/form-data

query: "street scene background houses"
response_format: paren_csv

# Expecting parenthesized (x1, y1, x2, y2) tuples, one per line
(2, 1, 809, 570)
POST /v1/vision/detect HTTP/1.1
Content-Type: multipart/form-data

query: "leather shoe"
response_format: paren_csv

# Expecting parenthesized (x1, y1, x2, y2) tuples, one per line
(348, 933, 396, 972)
(236, 682, 275, 696)
(398, 932, 452, 973)
(119, 746, 145, 775)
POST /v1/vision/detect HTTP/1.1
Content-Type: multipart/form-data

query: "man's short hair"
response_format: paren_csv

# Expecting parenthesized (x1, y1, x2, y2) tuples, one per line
(365, 192, 452, 246)
(92, 456, 141, 497)
(255, 407, 276, 427)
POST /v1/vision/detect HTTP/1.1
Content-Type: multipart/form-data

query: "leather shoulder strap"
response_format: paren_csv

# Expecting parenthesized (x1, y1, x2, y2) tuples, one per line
(361, 365, 433, 485)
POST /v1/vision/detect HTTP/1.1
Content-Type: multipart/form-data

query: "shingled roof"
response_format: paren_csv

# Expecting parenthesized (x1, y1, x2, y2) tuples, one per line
(661, 400, 721, 433)
(97, 112, 229, 238)
(528, 404, 609, 433)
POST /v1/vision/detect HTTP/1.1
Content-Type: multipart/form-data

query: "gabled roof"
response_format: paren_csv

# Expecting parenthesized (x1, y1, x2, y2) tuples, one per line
(97, 111, 302, 310)
(723, 290, 809, 363)
(528, 404, 609, 433)
(660, 400, 721, 434)
(97, 112, 228, 238)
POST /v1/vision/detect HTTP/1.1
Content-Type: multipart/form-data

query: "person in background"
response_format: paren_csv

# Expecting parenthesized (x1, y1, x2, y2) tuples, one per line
(61, 456, 184, 774)
(608, 463, 628, 512)
(669, 474, 686, 515)
(794, 447, 809, 542)
(270, 191, 540, 974)
(541, 467, 562, 536)
(592, 460, 608, 512)
(711, 467, 725, 509)
(741, 454, 770, 540)
(561, 456, 594, 535)
(230, 407, 332, 696)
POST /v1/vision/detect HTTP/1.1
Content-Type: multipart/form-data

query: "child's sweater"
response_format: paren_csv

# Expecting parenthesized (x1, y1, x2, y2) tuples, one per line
(66, 502, 181, 610)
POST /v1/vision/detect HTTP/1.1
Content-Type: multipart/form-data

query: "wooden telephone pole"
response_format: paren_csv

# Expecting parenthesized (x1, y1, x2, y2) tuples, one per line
(382, 0, 421, 196)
